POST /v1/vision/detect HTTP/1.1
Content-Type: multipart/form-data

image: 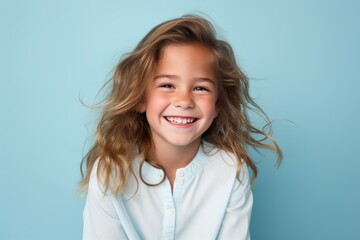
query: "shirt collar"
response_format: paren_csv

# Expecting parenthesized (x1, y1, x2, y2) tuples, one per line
(137, 141, 214, 182)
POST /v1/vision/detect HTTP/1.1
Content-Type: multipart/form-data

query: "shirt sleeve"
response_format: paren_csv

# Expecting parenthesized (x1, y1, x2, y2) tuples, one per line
(216, 163, 253, 240)
(82, 165, 128, 240)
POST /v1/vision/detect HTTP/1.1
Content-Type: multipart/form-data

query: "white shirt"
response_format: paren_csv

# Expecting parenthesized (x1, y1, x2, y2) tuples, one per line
(83, 143, 253, 240)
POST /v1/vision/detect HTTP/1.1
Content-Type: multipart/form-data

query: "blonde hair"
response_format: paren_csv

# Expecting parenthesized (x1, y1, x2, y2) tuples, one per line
(80, 15, 282, 195)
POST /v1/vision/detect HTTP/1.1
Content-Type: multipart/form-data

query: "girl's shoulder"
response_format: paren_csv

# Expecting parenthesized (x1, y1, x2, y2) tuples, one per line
(87, 158, 107, 195)
(200, 142, 248, 175)
(201, 141, 240, 167)
(88, 158, 121, 196)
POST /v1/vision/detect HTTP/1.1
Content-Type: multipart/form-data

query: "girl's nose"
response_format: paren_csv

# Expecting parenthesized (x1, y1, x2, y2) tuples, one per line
(174, 91, 195, 109)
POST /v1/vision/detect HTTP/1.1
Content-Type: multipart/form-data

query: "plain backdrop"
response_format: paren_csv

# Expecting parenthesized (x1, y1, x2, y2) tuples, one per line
(1, 0, 359, 239)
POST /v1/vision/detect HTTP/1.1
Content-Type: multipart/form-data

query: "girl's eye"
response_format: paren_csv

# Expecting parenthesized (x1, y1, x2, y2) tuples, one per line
(159, 84, 174, 89)
(193, 86, 209, 91)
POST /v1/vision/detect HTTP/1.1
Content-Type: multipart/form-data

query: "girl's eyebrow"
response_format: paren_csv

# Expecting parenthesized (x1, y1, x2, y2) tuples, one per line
(154, 74, 215, 85)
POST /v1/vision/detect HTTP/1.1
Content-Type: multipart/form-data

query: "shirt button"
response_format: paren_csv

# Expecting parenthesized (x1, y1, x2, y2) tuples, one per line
(167, 208, 175, 215)
(177, 170, 184, 177)
(177, 179, 184, 185)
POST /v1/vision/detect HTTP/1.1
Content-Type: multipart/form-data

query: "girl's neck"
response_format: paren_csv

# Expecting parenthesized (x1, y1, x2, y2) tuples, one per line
(149, 139, 201, 189)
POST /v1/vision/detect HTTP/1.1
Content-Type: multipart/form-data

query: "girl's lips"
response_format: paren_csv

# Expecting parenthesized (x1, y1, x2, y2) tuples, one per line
(164, 116, 198, 124)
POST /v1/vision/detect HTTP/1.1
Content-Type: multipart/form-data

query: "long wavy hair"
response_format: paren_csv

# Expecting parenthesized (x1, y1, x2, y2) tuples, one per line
(79, 15, 282, 195)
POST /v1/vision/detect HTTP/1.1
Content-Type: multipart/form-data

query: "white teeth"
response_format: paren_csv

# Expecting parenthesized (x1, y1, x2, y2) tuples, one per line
(166, 117, 195, 124)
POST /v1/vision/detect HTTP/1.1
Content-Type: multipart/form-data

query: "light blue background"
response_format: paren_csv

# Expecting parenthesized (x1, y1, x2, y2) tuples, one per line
(1, 0, 359, 239)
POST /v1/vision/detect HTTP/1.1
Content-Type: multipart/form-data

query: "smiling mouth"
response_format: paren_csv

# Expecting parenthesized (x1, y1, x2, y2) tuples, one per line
(165, 116, 197, 124)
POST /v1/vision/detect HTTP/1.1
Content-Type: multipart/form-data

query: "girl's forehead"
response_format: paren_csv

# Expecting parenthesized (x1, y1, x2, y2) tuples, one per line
(156, 43, 215, 74)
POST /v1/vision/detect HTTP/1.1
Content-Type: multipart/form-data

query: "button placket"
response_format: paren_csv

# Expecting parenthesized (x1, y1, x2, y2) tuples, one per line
(176, 169, 185, 186)
(177, 179, 184, 186)
(167, 207, 175, 215)
(162, 181, 176, 240)
(173, 169, 184, 190)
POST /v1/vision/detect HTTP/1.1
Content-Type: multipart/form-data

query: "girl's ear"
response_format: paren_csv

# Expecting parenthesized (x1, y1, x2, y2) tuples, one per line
(136, 102, 146, 113)
(215, 102, 220, 118)
(214, 107, 220, 118)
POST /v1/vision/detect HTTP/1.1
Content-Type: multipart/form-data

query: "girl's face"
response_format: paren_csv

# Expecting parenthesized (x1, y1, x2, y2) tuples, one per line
(139, 43, 219, 150)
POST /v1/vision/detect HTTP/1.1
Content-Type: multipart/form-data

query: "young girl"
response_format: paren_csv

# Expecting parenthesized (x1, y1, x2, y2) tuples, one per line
(80, 15, 281, 240)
